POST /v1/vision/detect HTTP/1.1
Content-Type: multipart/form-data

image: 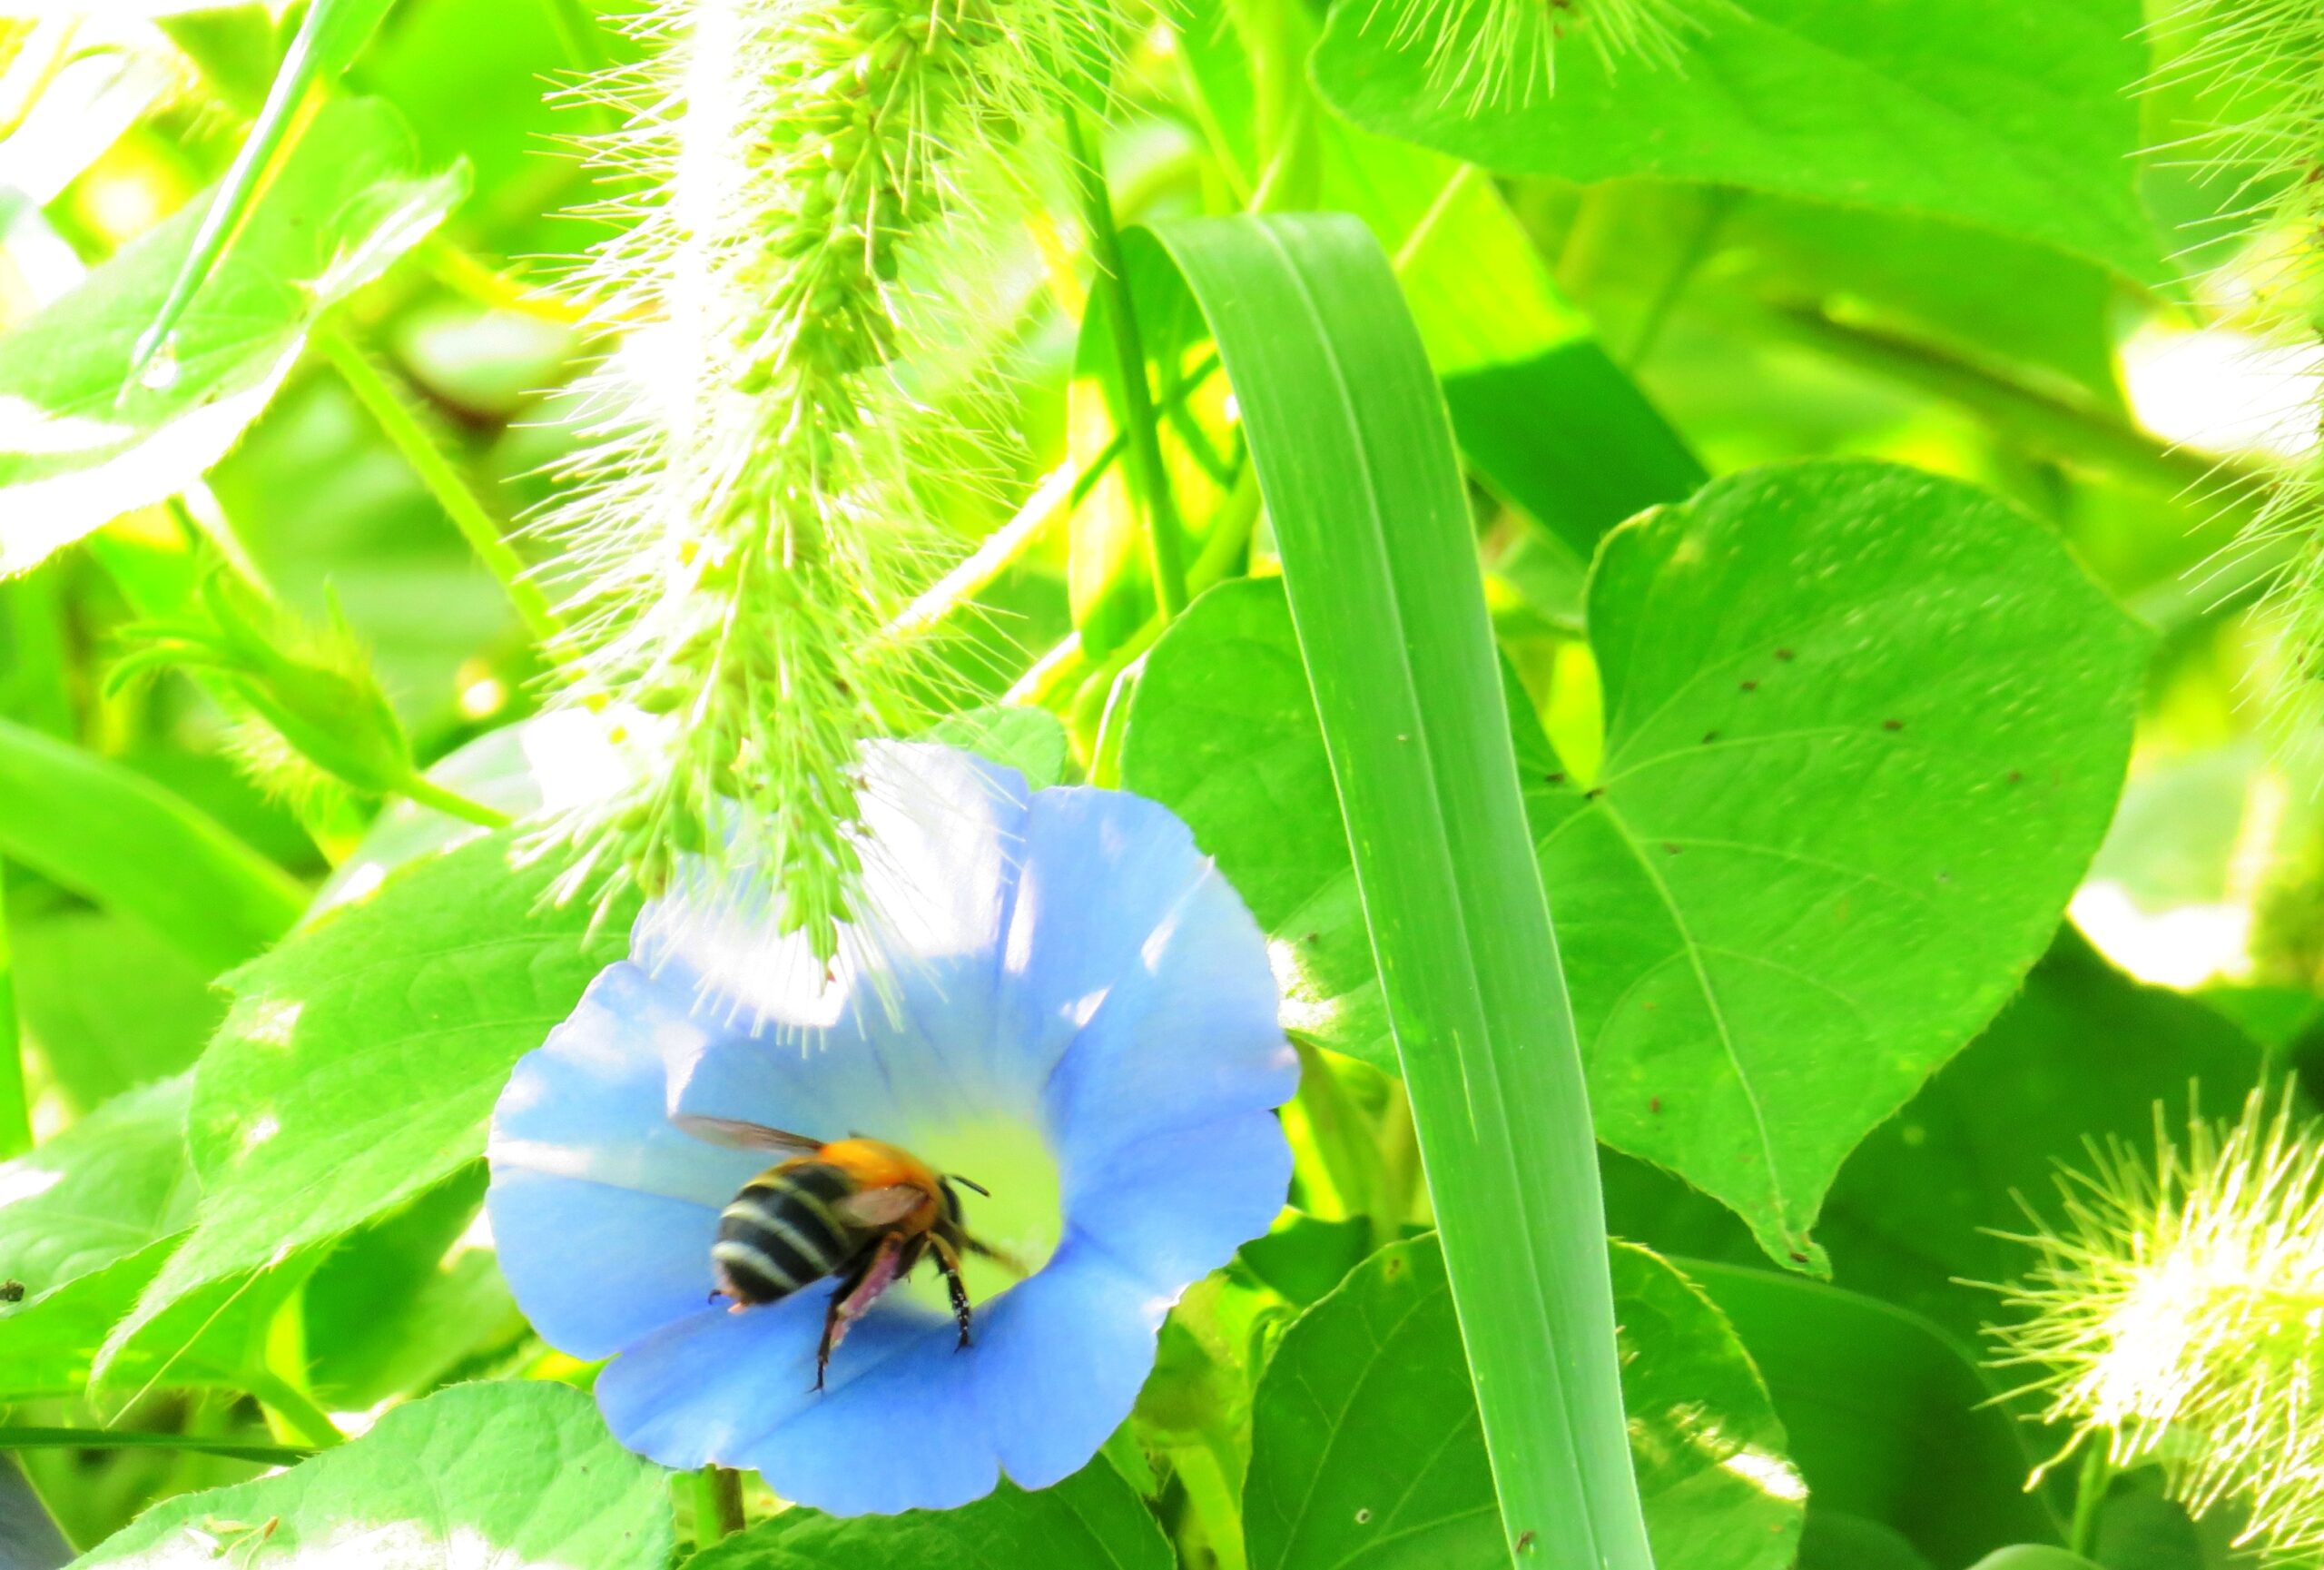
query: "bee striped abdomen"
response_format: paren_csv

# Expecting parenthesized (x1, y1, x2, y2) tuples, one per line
(713, 1161, 856, 1306)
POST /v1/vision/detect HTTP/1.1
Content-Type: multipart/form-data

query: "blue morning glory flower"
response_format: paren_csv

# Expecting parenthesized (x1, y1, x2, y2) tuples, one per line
(487, 742, 1296, 1515)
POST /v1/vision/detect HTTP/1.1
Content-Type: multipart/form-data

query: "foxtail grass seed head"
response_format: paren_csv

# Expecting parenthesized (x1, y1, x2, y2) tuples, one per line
(1366, 0, 1692, 113)
(533, 0, 1090, 963)
(2151, 1, 2324, 756)
(1988, 1088, 2324, 1555)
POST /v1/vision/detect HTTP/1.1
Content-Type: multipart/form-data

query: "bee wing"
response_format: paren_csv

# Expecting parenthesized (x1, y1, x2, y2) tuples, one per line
(833, 1184, 926, 1228)
(670, 1114, 823, 1156)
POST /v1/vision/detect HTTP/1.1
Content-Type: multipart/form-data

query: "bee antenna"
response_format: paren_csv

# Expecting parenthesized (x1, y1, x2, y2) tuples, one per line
(950, 1174, 990, 1197)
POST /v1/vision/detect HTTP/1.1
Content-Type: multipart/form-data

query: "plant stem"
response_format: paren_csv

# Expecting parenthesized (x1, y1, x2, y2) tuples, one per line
(311, 325, 566, 653)
(0, 1427, 310, 1466)
(2068, 1437, 2112, 1558)
(398, 774, 513, 830)
(1624, 188, 1737, 369)
(251, 1374, 344, 1452)
(1063, 106, 1191, 621)
(1761, 304, 2259, 499)
(0, 860, 27, 1162)
(692, 1466, 746, 1547)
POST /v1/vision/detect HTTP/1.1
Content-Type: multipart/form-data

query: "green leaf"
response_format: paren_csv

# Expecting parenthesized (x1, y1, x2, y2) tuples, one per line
(1123, 578, 1385, 1051)
(924, 704, 1072, 789)
(0, 716, 305, 977)
(1141, 211, 1650, 1568)
(1308, 125, 1706, 560)
(1311, 0, 2162, 282)
(1535, 460, 2143, 1262)
(1813, 929, 2260, 1339)
(61, 1382, 674, 1570)
(0, 95, 465, 575)
(101, 832, 627, 1373)
(1685, 1261, 2057, 1565)
(1129, 460, 2146, 1264)
(127, 0, 401, 382)
(1971, 1550, 2104, 1570)
(0, 1077, 295, 1398)
(301, 1164, 525, 1409)
(1244, 1236, 1803, 1570)
(11, 911, 223, 1111)
(690, 1456, 1169, 1570)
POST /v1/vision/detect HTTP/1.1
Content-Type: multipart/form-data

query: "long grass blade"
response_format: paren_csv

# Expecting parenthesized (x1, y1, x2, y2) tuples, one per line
(1146, 212, 1652, 1570)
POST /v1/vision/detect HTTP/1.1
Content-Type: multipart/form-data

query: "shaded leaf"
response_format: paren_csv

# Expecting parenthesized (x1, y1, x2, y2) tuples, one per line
(0, 716, 305, 976)
(1243, 1235, 1803, 1570)
(1687, 1260, 2057, 1565)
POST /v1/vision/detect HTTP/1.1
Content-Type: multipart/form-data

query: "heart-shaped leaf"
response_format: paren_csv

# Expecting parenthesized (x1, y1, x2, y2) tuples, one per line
(1123, 459, 2144, 1262)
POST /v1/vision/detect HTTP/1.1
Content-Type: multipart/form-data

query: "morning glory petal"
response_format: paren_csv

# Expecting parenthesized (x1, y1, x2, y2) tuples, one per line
(487, 741, 1295, 1514)
(488, 963, 763, 1358)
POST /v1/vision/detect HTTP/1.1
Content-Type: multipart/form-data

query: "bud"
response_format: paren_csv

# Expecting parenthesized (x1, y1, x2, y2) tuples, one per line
(110, 573, 416, 805)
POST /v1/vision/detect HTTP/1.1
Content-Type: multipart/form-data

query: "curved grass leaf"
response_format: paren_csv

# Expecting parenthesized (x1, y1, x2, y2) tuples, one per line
(1312, 0, 2161, 283)
(0, 95, 464, 575)
(125, 0, 399, 381)
(61, 1382, 674, 1570)
(99, 833, 627, 1376)
(1244, 1236, 1803, 1570)
(691, 1456, 1169, 1570)
(0, 717, 304, 976)
(1141, 212, 1650, 1570)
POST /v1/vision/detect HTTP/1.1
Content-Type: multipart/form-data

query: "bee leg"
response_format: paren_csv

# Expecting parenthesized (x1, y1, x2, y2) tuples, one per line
(930, 1234, 973, 1350)
(959, 1232, 1030, 1278)
(815, 1233, 907, 1392)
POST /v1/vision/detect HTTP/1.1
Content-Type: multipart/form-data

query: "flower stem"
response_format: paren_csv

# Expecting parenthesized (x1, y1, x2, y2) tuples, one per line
(0, 860, 28, 1162)
(1064, 105, 1190, 621)
(691, 1466, 746, 1547)
(2067, 1437, 2112, 1558)
(311, 324, 566, 654)
(398, 773, 513, 830)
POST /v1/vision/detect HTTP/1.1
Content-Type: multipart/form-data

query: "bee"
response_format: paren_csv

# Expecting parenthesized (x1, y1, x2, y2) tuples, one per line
(675, 1115, 1013, 1389)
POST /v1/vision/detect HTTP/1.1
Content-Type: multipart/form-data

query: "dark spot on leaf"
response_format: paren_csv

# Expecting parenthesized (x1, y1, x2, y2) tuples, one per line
(1515, 1531, 1538, 1554)
(1882, 718, 1904, 732)
(2006, 769, 2023, 784)
(1662, 843, 1680, 854)
(1384, 1257, 1403, 1279)
(1701, 731, 1719, 744)
(1649, 1097, 1661, 1113)
(0, 1279, 20, 1303)
(1544, 772, 1564, 785)
(1305, 932, 1320, 944)
(1738, 679, 1758, 693)
(1355, 1509, 1374, 1526)
(1787, 1251, 1809, 1264)
(1584, 786, 1604, 800)
(1775, 647, 1795, 661)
